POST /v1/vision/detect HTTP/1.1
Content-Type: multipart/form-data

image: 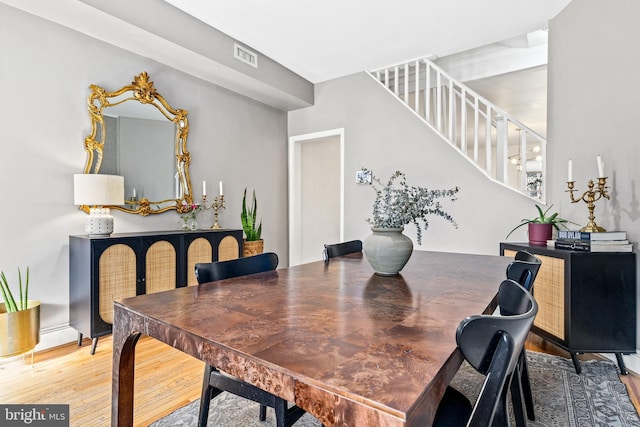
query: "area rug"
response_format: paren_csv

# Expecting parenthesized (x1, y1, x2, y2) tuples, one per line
(150, 351, 640, 426)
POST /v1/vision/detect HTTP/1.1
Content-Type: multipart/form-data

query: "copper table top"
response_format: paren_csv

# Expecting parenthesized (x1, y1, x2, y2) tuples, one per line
(111, 250, 511, 426)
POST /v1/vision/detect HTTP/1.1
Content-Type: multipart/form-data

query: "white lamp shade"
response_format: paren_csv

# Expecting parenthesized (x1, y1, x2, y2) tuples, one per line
(74, 174, 125, 206)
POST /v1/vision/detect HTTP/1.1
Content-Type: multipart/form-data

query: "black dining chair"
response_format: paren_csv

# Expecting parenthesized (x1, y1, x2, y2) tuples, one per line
(322, 239, 362, 260)
(506, 250, 542, 292)
(194, 253, 306, 427)
(433, 279, 538, 427)
(504, 250, 541, 422)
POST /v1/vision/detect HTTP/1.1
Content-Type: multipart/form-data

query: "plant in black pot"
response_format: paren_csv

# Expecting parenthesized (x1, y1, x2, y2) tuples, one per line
(506, 204, 576, 245)
(241, 188, 263, 257)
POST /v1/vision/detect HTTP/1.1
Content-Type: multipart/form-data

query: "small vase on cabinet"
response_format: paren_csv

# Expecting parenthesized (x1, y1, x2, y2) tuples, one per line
(363, 227, 413, 276)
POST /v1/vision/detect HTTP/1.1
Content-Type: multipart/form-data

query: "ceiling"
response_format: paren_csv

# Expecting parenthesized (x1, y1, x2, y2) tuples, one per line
(164, 0, 571, 84)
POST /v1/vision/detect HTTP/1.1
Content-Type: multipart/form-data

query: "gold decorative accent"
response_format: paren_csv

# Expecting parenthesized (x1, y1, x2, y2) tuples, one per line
(202, 195, 225, 228)
(0, 301, 40, 357)
(566, 177, 610, 232)
(81, 72, 192, 216)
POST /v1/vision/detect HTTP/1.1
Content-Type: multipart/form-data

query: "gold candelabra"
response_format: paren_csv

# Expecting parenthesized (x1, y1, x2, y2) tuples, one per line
(202, 195, 225, 229)
(566, 177, 609, 232)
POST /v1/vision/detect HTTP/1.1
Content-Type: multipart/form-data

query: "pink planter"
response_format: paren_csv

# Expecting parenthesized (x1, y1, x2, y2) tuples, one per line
(528, 223, 552, 245)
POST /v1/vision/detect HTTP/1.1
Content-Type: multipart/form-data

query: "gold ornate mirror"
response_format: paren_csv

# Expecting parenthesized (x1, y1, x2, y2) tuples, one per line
(82, 72, 192, 215)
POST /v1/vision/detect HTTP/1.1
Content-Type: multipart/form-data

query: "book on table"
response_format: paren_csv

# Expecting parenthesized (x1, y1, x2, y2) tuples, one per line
(555, 239, 633, 252)
(557, 230, 627, 241)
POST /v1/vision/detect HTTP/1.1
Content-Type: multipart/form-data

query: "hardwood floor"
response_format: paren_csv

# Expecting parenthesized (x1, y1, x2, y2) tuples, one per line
(1, 334, 639, 426)
(0, 336, 204, 427)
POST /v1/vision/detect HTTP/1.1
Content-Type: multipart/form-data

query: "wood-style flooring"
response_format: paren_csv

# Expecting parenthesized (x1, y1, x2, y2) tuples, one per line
(0, 334, 638, 426)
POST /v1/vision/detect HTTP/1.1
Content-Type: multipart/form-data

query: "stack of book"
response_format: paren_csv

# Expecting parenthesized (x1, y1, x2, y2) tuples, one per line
(554, 230, 633, 252)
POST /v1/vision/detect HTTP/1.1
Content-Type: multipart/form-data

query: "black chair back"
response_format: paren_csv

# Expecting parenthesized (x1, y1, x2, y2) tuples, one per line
(195, 252, 278, 284)
(506, 256, 541, 292)
(323, 240, 362, 260)
(454, 279, 537, 426)
(457, 279, 537, 376)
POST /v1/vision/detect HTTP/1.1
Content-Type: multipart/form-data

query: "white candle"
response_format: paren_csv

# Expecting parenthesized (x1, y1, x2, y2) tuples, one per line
(219, 181, 223, 196)
(597, 155, 604, 177)
(568, 159, 573, 182)
(133, 188, 137, 198)
(202, 181, 206, 197)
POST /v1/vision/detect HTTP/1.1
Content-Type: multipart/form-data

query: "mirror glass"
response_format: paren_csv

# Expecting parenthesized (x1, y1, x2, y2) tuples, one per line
(82, 72, 192, 215)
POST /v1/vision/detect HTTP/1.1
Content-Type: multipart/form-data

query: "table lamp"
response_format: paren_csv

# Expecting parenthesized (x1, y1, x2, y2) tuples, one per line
(74, 174, 125, 236)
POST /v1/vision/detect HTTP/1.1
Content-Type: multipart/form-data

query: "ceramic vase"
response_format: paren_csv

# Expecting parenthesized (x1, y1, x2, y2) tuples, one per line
(363, 227, 413, 276)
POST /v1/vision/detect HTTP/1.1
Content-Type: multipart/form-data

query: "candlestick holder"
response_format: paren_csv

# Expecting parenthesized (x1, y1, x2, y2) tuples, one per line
(566, 177, 609, 232)
(202, 195, 225, 229)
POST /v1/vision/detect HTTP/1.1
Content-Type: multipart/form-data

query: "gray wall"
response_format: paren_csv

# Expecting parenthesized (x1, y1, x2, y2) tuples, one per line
(289, 73, 537, 255)
(0, 4, 288, 348)
(547, 0, 640, 345)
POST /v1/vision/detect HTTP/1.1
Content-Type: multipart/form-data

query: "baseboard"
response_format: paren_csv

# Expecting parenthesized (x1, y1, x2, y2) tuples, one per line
(0, 325, 77, 365)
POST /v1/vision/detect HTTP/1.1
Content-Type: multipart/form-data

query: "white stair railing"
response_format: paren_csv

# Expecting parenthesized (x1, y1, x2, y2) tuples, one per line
(369, 58, 546, 202)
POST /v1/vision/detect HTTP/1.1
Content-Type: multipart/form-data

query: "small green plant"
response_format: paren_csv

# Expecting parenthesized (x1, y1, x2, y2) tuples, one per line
(506, 204, 576, 238)
(0, 267, 29, 313)
(241, 188, 262, 241)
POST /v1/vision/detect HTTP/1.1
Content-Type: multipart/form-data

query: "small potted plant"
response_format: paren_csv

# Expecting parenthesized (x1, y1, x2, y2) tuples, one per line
(363, 168, 459, 275)
(506, 204, 576, 245)
(0, 267, 40, 357)
(241, 188, 263, 257)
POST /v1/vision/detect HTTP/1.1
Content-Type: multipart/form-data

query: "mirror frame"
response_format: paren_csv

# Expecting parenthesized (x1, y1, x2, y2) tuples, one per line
(82, 72, 192, 216)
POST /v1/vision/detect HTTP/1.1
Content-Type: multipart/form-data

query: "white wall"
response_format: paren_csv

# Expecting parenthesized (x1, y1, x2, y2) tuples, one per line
(0, 4, 289, 349)
(289, 72, 538, 255)
(547, 0, 640, 359)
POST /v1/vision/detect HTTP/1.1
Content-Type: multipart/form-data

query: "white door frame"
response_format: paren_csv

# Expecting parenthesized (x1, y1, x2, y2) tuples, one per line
(288, 128, 345, 266)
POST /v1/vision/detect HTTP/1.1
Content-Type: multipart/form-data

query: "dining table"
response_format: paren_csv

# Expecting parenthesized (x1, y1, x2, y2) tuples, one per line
(111, 250, 512, 426)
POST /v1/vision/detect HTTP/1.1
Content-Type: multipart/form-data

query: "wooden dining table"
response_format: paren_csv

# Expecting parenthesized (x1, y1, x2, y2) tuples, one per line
(111, 250, 512, 426)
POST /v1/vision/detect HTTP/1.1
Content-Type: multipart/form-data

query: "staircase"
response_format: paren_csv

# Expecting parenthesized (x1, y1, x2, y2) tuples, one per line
(368, 58, 546, 202)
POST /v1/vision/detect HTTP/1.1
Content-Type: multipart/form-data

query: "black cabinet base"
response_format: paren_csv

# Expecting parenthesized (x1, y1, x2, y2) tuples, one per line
(76, 332, 99, 355)
(570, 351, 628, 375)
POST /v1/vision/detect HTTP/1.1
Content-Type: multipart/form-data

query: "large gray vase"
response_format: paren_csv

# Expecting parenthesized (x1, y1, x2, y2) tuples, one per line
(363, 227, 413, 276)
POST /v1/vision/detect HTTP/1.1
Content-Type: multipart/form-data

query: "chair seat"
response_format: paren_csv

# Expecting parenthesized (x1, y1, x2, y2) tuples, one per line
(433, 386, 473, 426)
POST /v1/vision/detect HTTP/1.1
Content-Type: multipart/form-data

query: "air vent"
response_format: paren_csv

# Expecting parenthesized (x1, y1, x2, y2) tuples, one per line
(234, 43, 258, 68)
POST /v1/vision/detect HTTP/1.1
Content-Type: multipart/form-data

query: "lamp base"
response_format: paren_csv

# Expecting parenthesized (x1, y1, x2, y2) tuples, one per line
(86, 207, 114, 236)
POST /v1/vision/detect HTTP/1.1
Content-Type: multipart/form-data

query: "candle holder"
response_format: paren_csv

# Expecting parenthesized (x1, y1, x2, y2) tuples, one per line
(202, 195, 225, 229)
(566, 177, 609, 232)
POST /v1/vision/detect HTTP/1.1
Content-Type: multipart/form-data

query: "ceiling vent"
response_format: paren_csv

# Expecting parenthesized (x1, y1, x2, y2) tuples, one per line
(234, 43, 258, 68)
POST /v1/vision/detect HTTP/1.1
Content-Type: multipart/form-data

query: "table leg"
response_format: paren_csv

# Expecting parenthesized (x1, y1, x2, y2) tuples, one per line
(111, 305, 142, 427)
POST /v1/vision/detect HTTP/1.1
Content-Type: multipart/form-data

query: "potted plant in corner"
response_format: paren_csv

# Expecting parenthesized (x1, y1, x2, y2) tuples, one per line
(363, 168, 459, 276)
(241, 188, 264, 257)
(0, 267, 40, 357)
(506, 204, 576, 245)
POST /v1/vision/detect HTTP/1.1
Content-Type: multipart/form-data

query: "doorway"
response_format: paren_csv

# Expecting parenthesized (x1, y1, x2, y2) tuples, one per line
(288, 129, 344, 266)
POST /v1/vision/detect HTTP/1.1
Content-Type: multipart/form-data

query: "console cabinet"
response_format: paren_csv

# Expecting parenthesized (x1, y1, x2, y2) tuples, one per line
(70, 229, 243, 353)
(500, 242, 636, 374)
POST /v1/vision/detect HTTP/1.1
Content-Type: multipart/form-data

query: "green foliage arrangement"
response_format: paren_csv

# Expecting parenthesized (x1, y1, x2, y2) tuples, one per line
(364, 168, 459, 245)
(0, 267, 29, 313)
(506, 204, 576, 238)
(241, 188, 262, 241)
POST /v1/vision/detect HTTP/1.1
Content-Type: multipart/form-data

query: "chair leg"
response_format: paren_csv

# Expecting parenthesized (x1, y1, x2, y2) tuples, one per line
(510, 371, 527, 427)
(520, 351, 535, 420)
(198, 365, 214, 427)
(259, 404, 267, 421)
